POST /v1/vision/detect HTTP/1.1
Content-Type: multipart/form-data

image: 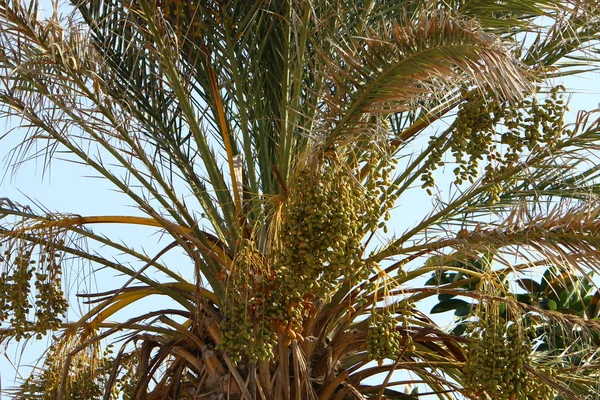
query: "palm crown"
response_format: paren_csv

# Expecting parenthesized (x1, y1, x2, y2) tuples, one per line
(1, 0, 600, 399)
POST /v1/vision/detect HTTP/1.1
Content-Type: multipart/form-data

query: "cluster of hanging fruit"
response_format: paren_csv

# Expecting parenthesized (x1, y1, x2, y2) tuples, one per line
(218, 240, 277, 364)
(366, 302, 414, 364)
(422, 85, 570, 202)
(219, 141, 400, 363)
(277, 157, 378, 291)
(463, 309, 555, 399)
(115, 352, 140, 400)
(0, 236, 68, 341)
(18, 336, 115, 400)
(266, 149, 397, 342)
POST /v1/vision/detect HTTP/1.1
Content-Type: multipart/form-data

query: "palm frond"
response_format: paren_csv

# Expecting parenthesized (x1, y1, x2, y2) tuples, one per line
(2, 0, 600, 399)
(318, 10, 532, 148)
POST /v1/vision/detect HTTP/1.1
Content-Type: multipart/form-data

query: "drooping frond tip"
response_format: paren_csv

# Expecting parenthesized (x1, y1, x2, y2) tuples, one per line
(320, 10, 533, 145)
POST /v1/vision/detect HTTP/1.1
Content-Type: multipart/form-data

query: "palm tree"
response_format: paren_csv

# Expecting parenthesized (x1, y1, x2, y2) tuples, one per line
(1, 0, 600, 398)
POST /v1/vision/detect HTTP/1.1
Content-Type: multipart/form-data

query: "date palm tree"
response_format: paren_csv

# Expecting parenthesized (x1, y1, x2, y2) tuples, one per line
(2, 0, 600, 398)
